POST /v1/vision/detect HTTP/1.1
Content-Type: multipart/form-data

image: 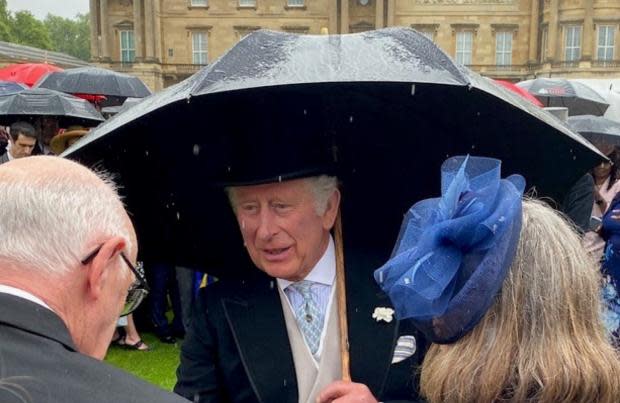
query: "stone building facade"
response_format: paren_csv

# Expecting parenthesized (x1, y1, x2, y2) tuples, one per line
(89, 0, 620, 90)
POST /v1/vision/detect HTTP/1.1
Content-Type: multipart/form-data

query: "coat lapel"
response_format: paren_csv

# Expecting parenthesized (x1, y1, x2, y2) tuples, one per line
(222, 276, 298, 403)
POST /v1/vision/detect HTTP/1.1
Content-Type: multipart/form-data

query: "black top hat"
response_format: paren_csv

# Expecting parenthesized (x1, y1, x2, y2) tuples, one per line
(213, 99, 338, 186)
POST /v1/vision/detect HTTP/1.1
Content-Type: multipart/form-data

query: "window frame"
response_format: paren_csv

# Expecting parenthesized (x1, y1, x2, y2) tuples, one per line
(564, 25, 582, 62)
(495, 31, 513, 66)
(190, 0, 208, 6)
(119, 30, 135, 63)
(455, 30, 473, 66)
(597, 25, 615, 61)
(191, 31, 208, 65)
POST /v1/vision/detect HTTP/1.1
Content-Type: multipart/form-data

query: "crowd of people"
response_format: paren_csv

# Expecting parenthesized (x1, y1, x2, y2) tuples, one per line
(0, 55, 620, 403)
(1, 149, 620, 403)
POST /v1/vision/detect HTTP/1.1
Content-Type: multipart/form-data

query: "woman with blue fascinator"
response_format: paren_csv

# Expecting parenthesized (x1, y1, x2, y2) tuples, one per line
(375, 156, 620, 403)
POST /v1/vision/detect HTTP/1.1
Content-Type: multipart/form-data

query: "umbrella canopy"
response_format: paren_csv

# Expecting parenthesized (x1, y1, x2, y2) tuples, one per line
(0, 87, 104, 127)
(0, 80, 27, 95)
(567, 114, 620, 146)
(36, 67, 152, 102)
(63, 28, 603, 274)
(517, 78, 609, 116)
(0, 63, 63, 87)
(493, 79, 543, 107)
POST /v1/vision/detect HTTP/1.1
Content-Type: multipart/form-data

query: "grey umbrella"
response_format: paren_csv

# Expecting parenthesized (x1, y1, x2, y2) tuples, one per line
(36, 66, 151, 101)
(567, 114, 620, 146)
(0, 87, 104, 127)
(0, 80, 27, 95)
(517, 78, 609, 116)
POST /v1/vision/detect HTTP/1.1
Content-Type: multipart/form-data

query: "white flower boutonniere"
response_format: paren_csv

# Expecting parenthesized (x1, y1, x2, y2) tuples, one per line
(372, 307, 395, 323)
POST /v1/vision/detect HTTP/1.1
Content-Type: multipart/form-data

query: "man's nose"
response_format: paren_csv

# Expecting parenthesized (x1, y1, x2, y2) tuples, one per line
(256, 210, 278, 240)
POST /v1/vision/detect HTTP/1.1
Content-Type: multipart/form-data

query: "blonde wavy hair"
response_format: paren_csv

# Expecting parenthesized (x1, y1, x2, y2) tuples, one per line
(420, 199, 620, 403)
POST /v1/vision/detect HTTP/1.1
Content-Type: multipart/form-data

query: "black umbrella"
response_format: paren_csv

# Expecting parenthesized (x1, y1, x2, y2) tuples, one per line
(35, 66, 151, 102)
(63, 28, 603, 275)
(517, 78, 609, 116)
(567, 114, 620, 146)
(0, 87, 104, 127)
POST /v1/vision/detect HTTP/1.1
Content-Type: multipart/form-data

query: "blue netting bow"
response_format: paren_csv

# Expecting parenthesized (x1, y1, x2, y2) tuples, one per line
(374, 156, 525, 344)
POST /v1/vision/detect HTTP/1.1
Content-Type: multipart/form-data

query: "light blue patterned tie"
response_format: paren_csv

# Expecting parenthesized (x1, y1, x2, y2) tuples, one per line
(289, 281, 324, 355)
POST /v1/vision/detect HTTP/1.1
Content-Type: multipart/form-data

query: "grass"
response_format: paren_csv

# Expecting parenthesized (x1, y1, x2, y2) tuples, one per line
(104, 331, 181, 391)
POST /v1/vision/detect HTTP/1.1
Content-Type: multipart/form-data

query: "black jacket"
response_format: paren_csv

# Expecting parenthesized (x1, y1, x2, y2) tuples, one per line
(0, 293, 189, 403)
(174, 258, 426, 403)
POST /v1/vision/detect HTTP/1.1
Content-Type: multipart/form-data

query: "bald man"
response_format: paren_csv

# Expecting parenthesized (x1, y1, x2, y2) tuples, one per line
(0, 156, 188, 403)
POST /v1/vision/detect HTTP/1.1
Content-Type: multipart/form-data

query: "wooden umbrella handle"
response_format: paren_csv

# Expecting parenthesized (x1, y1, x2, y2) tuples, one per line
(334, 209, 351, 381)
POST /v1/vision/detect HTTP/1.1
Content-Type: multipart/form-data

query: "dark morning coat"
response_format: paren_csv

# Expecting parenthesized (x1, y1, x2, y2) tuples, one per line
(174, 253, 427, 403)
(0, 293, 189, 403)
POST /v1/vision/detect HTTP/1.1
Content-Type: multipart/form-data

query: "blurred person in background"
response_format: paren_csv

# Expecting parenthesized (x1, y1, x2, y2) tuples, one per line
(0, 121, 37, 164)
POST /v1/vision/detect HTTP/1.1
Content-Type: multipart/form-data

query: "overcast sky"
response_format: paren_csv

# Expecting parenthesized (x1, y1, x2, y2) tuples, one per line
(7, 0, 89, 20)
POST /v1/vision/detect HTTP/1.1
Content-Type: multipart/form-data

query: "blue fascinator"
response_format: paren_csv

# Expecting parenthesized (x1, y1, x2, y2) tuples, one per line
(374, 156, 525, 344)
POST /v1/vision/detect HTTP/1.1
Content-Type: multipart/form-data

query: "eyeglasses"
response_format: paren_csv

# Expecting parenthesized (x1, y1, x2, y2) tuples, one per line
(81, 245, 150, 317)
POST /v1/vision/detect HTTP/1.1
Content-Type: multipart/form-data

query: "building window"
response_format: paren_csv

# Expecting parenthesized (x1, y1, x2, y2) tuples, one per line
(495, 31, 512, 66)
(239, 0, 256, 6)
(192, 32, 208, 65)
(120, 30, 135, 63)
(597, 25, 615, 61)
(564, 25, 581, 61)
(455, 31, 473, 65)
(287, 0, 304, 6)
(190, 0, 207, 6)
(540, 27, 548, 62)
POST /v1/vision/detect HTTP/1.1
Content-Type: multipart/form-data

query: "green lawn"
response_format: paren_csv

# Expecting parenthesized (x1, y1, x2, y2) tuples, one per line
(104, 332, 181, 391)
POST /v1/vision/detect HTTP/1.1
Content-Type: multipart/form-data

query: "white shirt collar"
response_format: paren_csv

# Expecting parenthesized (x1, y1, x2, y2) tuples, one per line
(277, 235, 336, 291)
(0, 284, 53, 311)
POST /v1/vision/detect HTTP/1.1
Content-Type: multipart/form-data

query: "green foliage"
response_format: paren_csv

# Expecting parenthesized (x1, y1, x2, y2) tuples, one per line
(0, 5, 90, 61)
(44, 13, 90, 61)
(0, 0, 14, 42)
(11, 10, 52, 50)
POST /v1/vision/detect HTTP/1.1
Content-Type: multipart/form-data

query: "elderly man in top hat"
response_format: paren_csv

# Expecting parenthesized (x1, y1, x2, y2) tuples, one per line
(0, 156, 189, 403)
(174, 115, 426, 403)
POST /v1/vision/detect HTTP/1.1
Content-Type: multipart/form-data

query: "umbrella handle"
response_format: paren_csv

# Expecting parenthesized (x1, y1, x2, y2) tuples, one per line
(335, 209, 351, 381)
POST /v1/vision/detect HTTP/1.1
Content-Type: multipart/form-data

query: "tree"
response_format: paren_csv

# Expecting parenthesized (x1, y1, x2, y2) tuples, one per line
(0, 0, 14, 42)
(11, 10, 52, 50)
(44, 13, 90, 61)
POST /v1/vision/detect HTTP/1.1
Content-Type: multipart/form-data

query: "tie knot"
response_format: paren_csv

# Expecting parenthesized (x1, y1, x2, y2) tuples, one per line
(289, 280, 314, 299)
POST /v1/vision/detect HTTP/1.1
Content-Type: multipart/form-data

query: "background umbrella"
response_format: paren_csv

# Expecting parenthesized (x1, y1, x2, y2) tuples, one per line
(0, 63, 63, 87)
(36, 66, 151, 106)
(493, 79, 543, 107)
(0, 88, 104, 127)
(0, 80, 27, 95)
(567, 114, 620, 146)
(517, 78, 609, 116)
(101, 97, 143, 118)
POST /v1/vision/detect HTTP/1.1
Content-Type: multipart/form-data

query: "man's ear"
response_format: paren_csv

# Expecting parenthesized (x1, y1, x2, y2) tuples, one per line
(84, 237, 126, 300)
(322, 189, 341, 231)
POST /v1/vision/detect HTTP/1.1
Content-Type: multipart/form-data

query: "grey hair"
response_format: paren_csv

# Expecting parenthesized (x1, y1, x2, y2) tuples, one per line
(225, 175, 338, 215)
(0, 166, 132, 276)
